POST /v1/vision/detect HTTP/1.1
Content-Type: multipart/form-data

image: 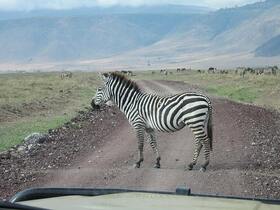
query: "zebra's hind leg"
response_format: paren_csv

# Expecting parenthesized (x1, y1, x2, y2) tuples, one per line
(146, 128, 161, 168)
(186, 138, 202, 171)
(186, 125, 208, 171)
(134, 128, 145, 168)
(200, 137, 211, 172)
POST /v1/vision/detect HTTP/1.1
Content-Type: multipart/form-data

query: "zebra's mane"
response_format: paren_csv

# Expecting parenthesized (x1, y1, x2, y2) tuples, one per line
(110, 72, 141, 92)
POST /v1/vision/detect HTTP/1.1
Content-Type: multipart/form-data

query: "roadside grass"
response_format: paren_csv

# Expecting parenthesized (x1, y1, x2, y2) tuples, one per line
(0, 72, 99, 108)
(207, 85, 258, 103)
(135, 70, 280, 110)
(0, 72, 99, 151)
(0, 115, 69, 150)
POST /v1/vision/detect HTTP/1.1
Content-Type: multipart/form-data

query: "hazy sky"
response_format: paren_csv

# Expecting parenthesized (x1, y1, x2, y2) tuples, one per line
(0, 0, 263, 10)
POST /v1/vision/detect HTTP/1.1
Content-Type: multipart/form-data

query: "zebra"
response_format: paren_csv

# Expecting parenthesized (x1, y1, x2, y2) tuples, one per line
(92, 72, 213, 172)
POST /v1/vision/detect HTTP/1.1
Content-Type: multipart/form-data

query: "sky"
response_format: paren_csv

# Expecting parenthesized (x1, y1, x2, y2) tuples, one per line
(0, 0, 263, 11)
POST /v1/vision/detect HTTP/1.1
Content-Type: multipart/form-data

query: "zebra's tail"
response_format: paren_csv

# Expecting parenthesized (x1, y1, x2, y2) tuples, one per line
(207, 105, 213, 151)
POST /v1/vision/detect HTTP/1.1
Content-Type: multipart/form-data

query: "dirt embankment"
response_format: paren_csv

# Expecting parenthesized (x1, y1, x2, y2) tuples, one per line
(0, 106, 126, 200)
(1, 80, 280, 200)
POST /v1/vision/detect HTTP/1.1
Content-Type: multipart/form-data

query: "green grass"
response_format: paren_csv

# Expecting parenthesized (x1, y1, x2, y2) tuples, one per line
(207, 86, 258, 103)
(0, 71, 100, 151)
(0, 72, 99, 108)
(0, 115, 70, 150)
(135, 70, 280, 110)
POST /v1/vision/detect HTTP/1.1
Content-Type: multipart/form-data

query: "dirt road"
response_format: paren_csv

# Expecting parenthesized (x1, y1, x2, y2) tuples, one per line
(1, 80, 280, 200)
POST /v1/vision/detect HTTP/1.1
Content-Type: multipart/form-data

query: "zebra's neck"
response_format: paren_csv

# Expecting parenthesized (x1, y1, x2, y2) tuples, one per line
(110, 83, 143, 115)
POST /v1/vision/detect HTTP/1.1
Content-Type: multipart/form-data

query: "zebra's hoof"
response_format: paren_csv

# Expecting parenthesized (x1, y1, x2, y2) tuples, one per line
(186, 164, 193, 171)
(154, 163, 160, 169)
(199, 167, 206, 172)
(133, 163, 140, 168)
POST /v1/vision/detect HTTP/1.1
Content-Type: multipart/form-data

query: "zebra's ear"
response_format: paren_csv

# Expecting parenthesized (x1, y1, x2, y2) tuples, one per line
(99, 72, 110, 82)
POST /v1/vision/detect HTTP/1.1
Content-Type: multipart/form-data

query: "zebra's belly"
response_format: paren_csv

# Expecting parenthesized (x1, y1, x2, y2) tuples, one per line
(147, 118, 185, 132)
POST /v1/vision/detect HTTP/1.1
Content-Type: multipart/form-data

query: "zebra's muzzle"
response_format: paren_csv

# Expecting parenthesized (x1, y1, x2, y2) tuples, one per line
(91, 99, 100, 110)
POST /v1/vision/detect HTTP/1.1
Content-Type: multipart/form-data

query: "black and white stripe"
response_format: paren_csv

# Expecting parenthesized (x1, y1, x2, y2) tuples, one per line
(93, 72, 213, 171)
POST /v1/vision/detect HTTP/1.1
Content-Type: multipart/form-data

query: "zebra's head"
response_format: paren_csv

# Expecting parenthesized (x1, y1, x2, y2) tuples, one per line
(92, 73, 112, 108)
(93, 86, 111, 105)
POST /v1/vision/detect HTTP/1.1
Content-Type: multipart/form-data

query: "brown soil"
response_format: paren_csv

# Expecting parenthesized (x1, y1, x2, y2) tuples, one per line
(1, 80, 280, 201)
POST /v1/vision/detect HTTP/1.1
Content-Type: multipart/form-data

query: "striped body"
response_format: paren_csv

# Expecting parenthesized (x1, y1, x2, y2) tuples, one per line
(93, 72, 213, 171)
(137, 93, 210, 132)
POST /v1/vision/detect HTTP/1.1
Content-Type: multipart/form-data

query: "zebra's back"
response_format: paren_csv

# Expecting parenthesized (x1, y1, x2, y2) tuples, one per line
(138, 92, 211, 132)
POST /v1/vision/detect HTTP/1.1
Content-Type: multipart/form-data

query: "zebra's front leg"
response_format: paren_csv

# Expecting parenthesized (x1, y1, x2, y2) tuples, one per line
(186, 138, 202, 171)
(134, 128, 145, 168)
(200, 138, 211, 172)
(146, 128, 161, 168)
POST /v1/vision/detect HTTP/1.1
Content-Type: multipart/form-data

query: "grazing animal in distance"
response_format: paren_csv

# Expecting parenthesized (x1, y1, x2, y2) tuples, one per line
(160, 69, 168, 75)
(92, 72, 213, 172)
(208, 67, 216, 74)
(60, 71, 73, 79)
(120, 70, 133, 76)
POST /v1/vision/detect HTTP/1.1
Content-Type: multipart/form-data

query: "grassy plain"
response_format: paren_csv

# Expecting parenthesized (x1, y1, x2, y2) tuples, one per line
(0, 72, 99, 151)
(1, 69, 279, 151)
(135, 70, 280, 109)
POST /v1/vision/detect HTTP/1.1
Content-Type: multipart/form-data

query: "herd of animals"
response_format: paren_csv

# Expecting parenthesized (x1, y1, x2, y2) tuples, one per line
(59, 66, 279, 79)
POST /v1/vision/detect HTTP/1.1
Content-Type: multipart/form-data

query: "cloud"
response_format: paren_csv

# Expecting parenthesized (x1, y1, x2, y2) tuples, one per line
(0, 0, 262, 10)
(82, 0, 262, 8)
(94, 0, 190, 7)
(198, 0, 264, 8)
(0, 0, 97, 10)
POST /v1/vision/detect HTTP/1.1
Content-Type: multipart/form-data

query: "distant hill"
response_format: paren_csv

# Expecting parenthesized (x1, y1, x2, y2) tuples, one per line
(255, 34, 280, 57)
(0, 0, 280, 70)
(103, 0, 280, 69)
(0, 14, 191, 62)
